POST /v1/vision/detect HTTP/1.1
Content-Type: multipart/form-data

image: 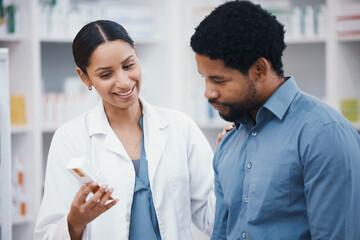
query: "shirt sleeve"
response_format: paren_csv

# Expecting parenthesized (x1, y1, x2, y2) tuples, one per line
(210, 151, 228, 240)
(302, 122, 360, 240)
(34, 128, 89, 240)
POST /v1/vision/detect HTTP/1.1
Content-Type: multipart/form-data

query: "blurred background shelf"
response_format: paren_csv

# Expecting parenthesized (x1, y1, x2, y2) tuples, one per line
(285, 37, 326, 44)
(337, 34, 360, 42)
(11, 125, 32, 134)
(0, 35, 24, 42)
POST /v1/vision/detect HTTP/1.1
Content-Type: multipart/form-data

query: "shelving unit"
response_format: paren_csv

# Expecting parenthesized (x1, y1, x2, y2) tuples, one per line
(1, 0, 359, 239)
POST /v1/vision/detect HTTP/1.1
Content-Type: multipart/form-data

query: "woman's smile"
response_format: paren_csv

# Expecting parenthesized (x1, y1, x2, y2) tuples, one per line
(112, 84, 136, 100)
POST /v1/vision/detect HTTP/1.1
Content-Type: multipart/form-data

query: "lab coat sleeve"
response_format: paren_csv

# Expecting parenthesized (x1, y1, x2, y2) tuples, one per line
(34, 127, 89, 240)
(184, 116, 216, 236)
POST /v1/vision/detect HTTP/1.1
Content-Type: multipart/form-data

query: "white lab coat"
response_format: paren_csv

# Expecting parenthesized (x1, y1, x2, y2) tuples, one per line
(34, 97, 215, 240)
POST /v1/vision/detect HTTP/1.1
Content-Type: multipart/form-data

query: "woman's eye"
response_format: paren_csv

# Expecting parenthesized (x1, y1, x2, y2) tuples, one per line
(124, 63, 135, 70)
(101, 72, 112, 78)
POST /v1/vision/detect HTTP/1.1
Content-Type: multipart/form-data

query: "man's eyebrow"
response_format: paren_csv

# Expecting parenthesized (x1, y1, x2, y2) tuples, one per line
(208, 75, 225, 80)
(198, 71, 225, 80)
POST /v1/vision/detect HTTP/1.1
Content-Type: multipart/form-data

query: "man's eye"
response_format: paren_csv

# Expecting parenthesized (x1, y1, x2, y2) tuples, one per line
(124, 63, 135, 70)
(214, 80, 225, 84)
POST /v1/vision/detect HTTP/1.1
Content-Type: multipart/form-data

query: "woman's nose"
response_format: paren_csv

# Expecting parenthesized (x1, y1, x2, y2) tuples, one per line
(115, 72, 131, 89)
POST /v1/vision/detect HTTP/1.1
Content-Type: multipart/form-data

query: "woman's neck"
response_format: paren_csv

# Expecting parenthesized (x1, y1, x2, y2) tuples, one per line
(103, 100, 142, 131)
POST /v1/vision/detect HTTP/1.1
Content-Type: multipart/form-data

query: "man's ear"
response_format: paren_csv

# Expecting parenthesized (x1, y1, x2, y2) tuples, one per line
(252, 58, 268, 82)
(76, 67, 92, 88)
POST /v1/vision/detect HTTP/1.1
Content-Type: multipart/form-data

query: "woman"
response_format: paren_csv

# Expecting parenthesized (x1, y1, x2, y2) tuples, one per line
(35, 20, 215, 239)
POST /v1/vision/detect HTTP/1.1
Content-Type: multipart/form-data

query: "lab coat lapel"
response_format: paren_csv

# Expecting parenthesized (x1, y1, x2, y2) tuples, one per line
(145, 124, 167, 186)
(141, 97, 168, 186)
(87, 100, 129, 159)
(103, 129, 129, 158)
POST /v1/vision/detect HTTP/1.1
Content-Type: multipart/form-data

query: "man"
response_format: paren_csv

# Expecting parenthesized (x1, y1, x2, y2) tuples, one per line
(190, 1, 360, 239)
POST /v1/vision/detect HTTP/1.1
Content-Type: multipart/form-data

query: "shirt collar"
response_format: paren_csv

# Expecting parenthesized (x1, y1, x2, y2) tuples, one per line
(263, 76, 299, 120)
(234, 76, 299, 129)
(87, 96, 168, 136)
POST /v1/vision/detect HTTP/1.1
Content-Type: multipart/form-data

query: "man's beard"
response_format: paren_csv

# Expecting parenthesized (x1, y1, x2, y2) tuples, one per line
(209, 81, 263, 122)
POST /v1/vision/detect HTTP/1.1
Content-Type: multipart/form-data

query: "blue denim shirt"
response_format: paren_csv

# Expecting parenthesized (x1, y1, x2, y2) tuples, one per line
(211, 77, 360, 240)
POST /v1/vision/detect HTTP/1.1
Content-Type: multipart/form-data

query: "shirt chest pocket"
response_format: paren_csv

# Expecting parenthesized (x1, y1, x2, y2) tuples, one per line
(168, 171, 191, 229)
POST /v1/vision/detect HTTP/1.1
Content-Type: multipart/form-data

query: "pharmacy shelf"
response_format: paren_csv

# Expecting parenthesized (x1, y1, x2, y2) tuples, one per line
(337, 34, 360, 42)
(40, 36, 161, 45)
(42, 125, 58, 133)
(13, 216, 33, 225)
(11, 125, 32, 134)
(0, 216, 33, 226)
(40, 36, 75, 43)
(285, 37, 326, 45)
(0, 34, 24, 42)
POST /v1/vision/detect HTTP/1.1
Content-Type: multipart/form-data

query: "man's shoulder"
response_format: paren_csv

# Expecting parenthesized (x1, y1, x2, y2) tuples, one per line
(291, 92, 352, 128)
(214, 128, 238, 160)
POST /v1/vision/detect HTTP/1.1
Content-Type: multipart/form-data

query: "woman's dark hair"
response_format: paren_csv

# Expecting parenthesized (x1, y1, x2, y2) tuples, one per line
(72, 20, 135, 75)
(190, 1, 286, 76)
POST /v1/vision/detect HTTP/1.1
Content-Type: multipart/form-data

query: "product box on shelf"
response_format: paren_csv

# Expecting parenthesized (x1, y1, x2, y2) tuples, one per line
(336, 3, 360, 36)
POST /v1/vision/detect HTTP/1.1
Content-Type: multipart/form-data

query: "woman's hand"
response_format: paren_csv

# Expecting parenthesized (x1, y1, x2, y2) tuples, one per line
(217, 123, 235, 145)
(67, 182, 118, 240)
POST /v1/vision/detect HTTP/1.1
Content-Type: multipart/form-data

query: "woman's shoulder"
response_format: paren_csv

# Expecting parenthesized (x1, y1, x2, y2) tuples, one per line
(53, 111, 90, 139)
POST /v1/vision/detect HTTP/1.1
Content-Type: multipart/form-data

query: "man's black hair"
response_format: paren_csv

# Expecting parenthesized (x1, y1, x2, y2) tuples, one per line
(190, 0, 286, 76)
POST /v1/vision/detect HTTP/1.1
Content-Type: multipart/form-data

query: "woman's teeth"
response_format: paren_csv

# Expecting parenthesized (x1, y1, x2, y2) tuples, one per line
(117, 87, 133, 96)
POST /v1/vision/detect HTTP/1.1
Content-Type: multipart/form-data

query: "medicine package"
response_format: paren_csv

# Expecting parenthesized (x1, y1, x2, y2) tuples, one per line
(66, 157, 114, 200)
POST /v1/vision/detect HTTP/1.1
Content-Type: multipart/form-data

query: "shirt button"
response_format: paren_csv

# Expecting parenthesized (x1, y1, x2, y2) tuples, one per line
(247, 163, 252, 169)
(252, 131, 257, 136)
(244, 197, 248, 203)
(242, 232, 247, 238)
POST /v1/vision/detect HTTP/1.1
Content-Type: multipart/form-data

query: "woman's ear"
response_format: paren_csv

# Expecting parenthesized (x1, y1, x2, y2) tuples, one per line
(76, 67, 92, 88)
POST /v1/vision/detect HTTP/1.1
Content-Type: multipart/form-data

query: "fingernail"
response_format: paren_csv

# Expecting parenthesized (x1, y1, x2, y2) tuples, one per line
(109, 188, 114, 193)
(92, 182, 97, 187)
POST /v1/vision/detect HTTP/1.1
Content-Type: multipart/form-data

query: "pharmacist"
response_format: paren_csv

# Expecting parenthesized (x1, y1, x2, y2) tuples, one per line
(35, 20, 215, 240)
